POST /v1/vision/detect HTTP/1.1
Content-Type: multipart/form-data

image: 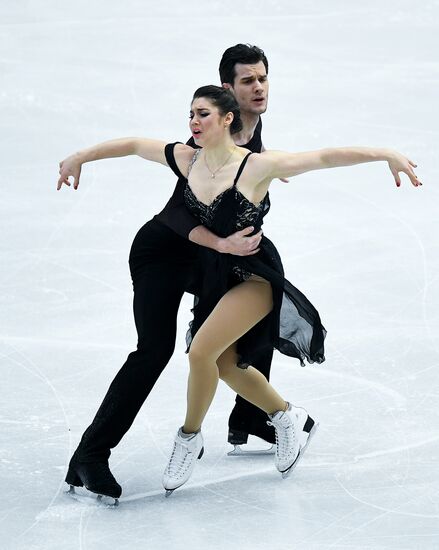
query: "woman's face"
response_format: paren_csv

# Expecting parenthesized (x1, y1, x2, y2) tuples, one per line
(189, 97, 230, 146)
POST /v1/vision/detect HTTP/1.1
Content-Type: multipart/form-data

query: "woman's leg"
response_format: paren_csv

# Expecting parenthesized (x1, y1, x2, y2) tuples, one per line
(183, 278, 285, 433)
(166, 278, 316, 491)
(217, 345, 285, 414)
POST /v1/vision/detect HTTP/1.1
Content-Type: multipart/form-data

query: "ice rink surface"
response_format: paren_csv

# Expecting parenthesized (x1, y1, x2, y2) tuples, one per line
(1, 1, 438, 548)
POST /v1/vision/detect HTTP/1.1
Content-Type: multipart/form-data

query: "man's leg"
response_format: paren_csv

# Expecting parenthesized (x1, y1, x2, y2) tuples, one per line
(66, 262, 189, 496)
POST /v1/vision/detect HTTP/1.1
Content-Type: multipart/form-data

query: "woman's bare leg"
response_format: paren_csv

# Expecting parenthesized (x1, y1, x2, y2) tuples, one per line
(183, 278, 286, 433)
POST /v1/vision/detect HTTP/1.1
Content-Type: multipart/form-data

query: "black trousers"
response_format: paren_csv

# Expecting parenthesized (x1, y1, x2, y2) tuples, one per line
(76, 219, 273, 462)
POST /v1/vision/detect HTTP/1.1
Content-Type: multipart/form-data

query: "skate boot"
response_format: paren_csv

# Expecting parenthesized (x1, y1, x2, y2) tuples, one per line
(162, 428, 204, 497)
(65, 453, 121, 505)
(228, 402, 276, 456)
(267, 403, 318, 478)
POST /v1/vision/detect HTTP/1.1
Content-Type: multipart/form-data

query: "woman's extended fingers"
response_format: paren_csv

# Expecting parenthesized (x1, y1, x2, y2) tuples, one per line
(394, 169, 421, 188)
(57, 156, 82, 190)
(391, 156, 422, 188)
(57, 175, 71, 190)
(408, 166, 422, 187)
(392, 168, 401, 187)
(57, 170, 81, 190)
(404, 163, 422, 187)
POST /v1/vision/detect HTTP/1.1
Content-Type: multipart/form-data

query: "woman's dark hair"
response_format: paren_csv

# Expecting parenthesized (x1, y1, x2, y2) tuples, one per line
(192, 85, 243, 135)
(219, 43, 268, 85)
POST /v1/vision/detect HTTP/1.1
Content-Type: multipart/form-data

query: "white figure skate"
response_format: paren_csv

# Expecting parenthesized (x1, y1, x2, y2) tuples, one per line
(163, 428, 204, 496)
(267, 403, 318, 478)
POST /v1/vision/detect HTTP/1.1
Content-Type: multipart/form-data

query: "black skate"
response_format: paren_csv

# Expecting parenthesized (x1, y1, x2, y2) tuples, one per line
(227, 404, 276, 456)
(65, 455, 121, 506)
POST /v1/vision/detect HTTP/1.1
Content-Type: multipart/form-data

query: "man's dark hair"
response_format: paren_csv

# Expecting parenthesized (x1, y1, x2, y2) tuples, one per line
(219, 43, 268, 86)
(192, 85, 243, 135)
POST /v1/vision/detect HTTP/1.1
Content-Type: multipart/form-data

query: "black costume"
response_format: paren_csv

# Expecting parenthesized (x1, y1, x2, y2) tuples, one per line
(68, 119, 274, 469)
(166, 144, 326, 369)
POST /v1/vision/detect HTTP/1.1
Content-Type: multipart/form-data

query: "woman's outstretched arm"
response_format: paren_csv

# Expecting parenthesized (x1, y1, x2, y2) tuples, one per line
(57, 138, 181, 190)
(57, 139, 262, 256)
(253, 147, 421, 188)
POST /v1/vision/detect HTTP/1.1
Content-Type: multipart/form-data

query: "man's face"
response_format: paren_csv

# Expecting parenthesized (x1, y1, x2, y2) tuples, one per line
(225, 61, 269, 116)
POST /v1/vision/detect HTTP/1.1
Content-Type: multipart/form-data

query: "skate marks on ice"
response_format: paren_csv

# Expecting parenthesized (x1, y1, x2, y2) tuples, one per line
(6, 335, 438, 550)
(0, 341, 78, 542)
(65, 485, 119, 507)
(278, 343, 438, 458)
(37, 489, 119, 519)
(353, 433, 439, 461)
(59, 450, 317, 508)
(271, 356, 439, 524)
(113, 352, 439, 507)
(325, 179, 436, 354)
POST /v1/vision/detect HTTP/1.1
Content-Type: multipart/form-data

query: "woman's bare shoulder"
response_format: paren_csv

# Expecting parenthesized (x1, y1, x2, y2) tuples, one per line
(174, 143, 197, 159)
(173, 143, 198, 175)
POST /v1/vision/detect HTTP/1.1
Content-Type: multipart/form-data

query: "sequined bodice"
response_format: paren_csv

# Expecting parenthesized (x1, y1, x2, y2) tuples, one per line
(182, 150, 270, 282)
(183, 148, 269, 233)
(184, 183, 268, 232)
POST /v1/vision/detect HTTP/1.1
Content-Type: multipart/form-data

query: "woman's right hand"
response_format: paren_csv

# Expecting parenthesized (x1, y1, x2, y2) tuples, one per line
(57, 153, 82, 190)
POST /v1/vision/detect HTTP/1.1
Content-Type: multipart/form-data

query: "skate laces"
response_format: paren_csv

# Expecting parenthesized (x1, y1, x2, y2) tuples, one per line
(166, 439, 194, 479)
(267, 412, 297, 460)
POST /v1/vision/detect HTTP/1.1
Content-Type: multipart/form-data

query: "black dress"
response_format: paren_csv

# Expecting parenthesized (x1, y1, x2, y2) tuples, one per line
(165, 143, 326, 369)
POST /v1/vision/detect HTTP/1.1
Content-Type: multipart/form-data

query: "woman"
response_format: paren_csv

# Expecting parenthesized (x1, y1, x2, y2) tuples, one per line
(58, 85, 420, 498)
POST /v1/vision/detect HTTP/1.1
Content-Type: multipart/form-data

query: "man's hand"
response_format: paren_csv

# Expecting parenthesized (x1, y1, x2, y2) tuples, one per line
(218, 226, 262, 256)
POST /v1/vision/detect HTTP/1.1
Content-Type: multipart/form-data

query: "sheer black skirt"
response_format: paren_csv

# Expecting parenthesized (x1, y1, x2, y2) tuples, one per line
(186, 234, 326, 369)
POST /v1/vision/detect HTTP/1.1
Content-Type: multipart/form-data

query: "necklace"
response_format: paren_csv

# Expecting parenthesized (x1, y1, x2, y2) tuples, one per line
(204, 147, 236, 179)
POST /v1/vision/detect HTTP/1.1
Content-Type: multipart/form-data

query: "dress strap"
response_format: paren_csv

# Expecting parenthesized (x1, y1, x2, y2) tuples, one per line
(233, 152, 253, 186)
(187, 149, 201, 177)
(164, 142, 186, 180)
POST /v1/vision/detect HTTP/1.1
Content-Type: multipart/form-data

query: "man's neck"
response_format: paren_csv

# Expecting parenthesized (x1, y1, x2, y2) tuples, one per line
(232, 112, 260, 146)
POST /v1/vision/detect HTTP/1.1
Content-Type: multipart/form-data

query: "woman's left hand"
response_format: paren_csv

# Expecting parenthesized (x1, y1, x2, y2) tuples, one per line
(387, 151, 422, 188)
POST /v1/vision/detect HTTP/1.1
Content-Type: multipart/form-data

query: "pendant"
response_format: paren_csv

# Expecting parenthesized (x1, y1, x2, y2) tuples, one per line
(211, 174, 215, 179)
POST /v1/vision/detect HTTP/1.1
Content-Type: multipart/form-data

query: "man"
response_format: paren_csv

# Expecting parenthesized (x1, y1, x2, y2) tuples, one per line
(65, 44, 275, 501)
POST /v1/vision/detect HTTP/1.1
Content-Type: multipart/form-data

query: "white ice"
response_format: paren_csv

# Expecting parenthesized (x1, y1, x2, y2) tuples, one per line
(1, 1, 439, 549)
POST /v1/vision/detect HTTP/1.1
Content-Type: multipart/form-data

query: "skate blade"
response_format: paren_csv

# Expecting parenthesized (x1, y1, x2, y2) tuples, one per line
(281, 421, 319, 479)
(165, 489, 175, 498)
(97, 494, 119, 507)
(227, 444, 275, 456)
(66, 485, 119, 507)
